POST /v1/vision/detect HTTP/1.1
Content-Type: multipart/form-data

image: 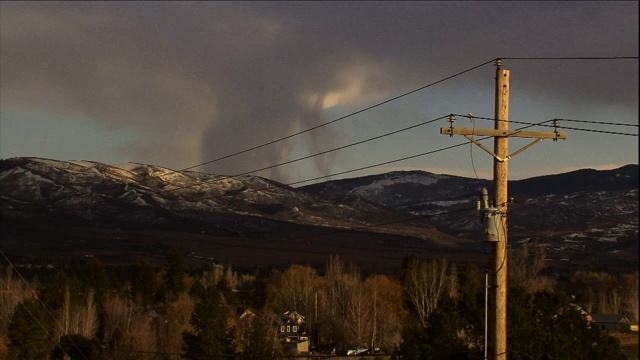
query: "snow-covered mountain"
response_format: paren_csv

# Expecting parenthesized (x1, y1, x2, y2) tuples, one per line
(0, 157, 462, 269)
(302, 165, 639, 272)
(0, 157, 637, 272)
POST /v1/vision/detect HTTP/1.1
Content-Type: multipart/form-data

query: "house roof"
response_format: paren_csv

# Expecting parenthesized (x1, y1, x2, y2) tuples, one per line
(590, 314, 632, 324)
(280, 310, 305, 325)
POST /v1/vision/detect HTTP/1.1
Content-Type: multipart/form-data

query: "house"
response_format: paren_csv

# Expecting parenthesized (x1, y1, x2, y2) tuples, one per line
(277, 311, 309, 354)
(590, 314, 633, 332)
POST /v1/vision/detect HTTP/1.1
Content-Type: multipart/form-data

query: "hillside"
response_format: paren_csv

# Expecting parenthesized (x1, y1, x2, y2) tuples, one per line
(0, 157, 637, 272)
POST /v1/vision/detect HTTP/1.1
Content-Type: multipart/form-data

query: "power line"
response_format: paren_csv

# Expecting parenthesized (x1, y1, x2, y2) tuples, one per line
(157, 122, 556, 254)
(556, 118, 639, 127)
(163, 115, 449, 192)
(164, 59, 497, 175)
(34, 115, 455, 204)
(0, 248, 91, 360)
(450, 114, 639, 137)
(555, 126, 638, 137)
(501, 56, 639, 60)
(451, 114, 638, 128)
(138, 55, 639, 179)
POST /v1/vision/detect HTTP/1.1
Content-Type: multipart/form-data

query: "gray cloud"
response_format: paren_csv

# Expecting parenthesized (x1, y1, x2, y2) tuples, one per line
(1, 1, 637, 181)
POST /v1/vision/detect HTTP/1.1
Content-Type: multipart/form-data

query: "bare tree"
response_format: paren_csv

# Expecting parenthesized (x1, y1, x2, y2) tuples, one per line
(102, 294, 134, 345)
(402, 257, 448, 328)
(75, 289, 99, 338)
(569, 271, 619, 314)
(344, 274, 371, 348)
(53, 285, 71, 341)
(323, 255, 366, 348)
(155, 292, 194, 355)
(0, 267, 32, 335)
(508, 243, 554, 294)
(364, 274, 405, 353)
(622, 271, 639, 321)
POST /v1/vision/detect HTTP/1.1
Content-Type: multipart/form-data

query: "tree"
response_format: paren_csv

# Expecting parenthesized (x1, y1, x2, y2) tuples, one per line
(363, 274, 406, 353)
(239, 312, 278, 360)
(266, 264, 319, 316)
(163, 248, 186, 302)
(622, 271, 639, 321)
(508, 243, 554, 294)
(40, 268, 80, 309)
(181, 285, 236, 359)
(82, 258, 112, 302)
(507, 287, 626, 360)
(7, 299, 51, 360)
(50, 334, 101, 360)
(0, 266, 32, 335)
(401, 256, 449, 328)
(132, 259, 158, 307)
(400, 297, 472, 360)
(323, 255, 368, 349)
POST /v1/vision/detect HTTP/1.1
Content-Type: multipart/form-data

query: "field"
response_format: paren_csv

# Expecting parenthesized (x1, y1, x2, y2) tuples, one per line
(0, 219, 487, 273)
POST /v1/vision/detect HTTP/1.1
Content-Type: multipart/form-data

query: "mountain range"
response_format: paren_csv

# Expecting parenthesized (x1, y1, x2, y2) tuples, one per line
(0, 157, 637, 273)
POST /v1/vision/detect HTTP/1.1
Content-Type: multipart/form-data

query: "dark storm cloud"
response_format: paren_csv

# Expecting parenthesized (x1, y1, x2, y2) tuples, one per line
(1, 1, 637, 180)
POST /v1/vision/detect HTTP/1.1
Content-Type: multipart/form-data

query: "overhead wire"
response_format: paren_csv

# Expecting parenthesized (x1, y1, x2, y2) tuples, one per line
(143, 55, 638, 181)
(450, 114, 639, 137)
(501, 56, 639, 60)
(552, 126, 637, 137)
(165, 116, 557, 193)
(162, 114, 450, 192)
(0, 248, 90, 360)
(170, 59, 496, 174)
(153, 119, 556, 254)
(29, 58, 500, 203)
(556, 118, 639, 127)
(451, 113, 639, 128)
(466, 113, 481, 180)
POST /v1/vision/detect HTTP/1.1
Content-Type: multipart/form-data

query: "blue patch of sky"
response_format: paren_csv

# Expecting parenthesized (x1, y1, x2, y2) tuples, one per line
(0, 108, 138, 164)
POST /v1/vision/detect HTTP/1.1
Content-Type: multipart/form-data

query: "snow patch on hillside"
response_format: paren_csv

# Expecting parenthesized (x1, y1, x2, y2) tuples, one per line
(349, 173, 447, 196)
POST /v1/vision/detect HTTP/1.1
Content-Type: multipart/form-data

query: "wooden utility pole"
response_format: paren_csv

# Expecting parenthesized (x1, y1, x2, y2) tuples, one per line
(440, 59, 567, 360)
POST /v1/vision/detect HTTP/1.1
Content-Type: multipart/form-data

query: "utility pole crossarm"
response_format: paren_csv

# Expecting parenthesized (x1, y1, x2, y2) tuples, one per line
(440, 127, 567, 140)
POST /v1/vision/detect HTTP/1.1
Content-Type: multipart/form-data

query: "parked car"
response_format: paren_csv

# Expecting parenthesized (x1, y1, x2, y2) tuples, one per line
(346, 347, 368, 355)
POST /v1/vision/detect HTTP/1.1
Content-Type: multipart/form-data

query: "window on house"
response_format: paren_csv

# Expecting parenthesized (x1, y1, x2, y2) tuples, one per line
(281, 326, 285, 332)
(287, 325, 290, 332)
(293, 326, 297, 332)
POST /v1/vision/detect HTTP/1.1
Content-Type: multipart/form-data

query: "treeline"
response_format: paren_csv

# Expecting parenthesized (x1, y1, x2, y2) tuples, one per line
(0, 245, 636, 359)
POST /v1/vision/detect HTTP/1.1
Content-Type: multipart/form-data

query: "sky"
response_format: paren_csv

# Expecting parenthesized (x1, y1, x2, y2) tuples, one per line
(1, 1, 638, 185)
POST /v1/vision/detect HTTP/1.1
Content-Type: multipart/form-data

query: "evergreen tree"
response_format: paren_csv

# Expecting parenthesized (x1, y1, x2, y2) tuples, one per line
(508, 287, 626, 360)
(163, 248, 186, 301)
(400, 297, 475, 360)
(400, 284, 625, 360)
(181, 285, 236, 359)
(217, 276, 239, 308)
(132, 259, 158, 306)
(40, 268, 79, 309)
(239, 313, 276, 360)
(50, 334, 101, 360)
(7, 299, 50, 360)
(83, 258, 111, 302)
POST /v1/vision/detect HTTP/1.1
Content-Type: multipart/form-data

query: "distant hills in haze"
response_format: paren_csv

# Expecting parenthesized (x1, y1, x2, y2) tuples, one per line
(0, 157, 637, 272)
